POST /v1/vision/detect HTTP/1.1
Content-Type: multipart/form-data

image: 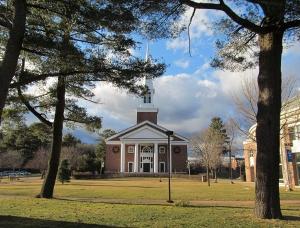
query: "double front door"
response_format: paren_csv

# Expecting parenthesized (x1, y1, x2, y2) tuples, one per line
(143, 163, 151, 172)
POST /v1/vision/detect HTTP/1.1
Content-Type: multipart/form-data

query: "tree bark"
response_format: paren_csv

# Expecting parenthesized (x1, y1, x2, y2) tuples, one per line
(39, 76, 65, 198)
(229, 149, 233, 183)
(206, 165, 210, 187)
(255, 31, 283, 219)
(0, 0, 26, 124)
(214, 169, 218, 183)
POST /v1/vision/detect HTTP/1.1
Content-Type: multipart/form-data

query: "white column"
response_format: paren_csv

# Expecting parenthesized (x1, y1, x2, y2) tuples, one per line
(120, 142, 125, 173)
(154, 143, 158, 173)
(134, 143, 139, 172)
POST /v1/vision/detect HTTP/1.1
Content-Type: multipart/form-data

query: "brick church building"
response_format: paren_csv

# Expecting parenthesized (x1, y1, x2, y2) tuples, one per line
(105, 58, 189, 174)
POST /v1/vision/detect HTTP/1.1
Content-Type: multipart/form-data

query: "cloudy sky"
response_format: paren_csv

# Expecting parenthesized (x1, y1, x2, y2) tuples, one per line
(67, 8, 300, 144)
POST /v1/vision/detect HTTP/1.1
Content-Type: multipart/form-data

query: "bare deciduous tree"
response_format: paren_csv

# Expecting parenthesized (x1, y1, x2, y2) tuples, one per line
(0, 151, 23, 171)
(225, 118, 239, 183)
(61, 146, 84, 173)
(25, 147, 49, 178)
(191, 128, 224, 187)
(232, 75, 298, 138)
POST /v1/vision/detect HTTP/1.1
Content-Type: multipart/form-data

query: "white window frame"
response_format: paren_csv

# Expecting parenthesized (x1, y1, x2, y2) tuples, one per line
(159, 162, 165, 173)
(128, 145, 134, 153)
(159, 146, 165, 154)
(128, 162, 134, 173)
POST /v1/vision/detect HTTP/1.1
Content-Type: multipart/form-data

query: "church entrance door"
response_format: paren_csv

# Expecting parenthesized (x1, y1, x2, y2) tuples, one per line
(140, 145, 153, 173)
(143, 163, 150, 172)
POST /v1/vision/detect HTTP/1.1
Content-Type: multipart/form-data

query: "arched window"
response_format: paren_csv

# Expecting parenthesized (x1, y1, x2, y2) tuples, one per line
(142, 146, 152, 153)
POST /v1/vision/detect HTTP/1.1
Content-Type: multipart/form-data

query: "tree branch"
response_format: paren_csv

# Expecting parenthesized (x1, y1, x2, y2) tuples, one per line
(22, 47, 49, 56)
(10, 70, 95, 88)
(180, 0, 272, 34)
(283, 20, 300, 30)
(17, 59, 53, 127)
(188, 8, 196, 57)
(0, 16, 12, 29)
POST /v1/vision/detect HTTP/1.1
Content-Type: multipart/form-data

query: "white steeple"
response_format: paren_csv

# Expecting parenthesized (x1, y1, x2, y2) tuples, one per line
(136, 43, 158, 124)
(140, 42, 155, 108)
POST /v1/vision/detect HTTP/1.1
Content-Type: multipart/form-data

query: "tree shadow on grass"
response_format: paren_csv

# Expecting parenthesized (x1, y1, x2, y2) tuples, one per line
(65, 183, 158, 189)
(283, 215, 300, 221)
(0, 215, 121, 228)
(55, 197, 167, 206)
(55, 197, 254, 209)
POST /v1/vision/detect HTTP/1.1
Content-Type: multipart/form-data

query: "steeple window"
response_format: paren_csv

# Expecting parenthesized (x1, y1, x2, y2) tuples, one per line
(143, 91, 152, 104)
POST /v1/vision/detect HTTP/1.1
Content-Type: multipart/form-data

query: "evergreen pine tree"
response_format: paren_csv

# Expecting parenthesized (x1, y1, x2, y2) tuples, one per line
(209, 117, 227, 145)
(58, 159, 71, 184)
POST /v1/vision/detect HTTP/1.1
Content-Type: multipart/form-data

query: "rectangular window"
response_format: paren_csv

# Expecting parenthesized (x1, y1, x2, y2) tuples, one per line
(128, 162, 134, 173)
(159, 146, 165, 154)
(128, 146, 134, 153)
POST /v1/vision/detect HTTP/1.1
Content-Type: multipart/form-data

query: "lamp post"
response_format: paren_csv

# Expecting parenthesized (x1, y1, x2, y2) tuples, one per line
(166, 130, 173, 203)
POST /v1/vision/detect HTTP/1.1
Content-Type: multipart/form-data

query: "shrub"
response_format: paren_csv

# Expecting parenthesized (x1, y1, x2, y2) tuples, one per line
(58, 159, 71, 184)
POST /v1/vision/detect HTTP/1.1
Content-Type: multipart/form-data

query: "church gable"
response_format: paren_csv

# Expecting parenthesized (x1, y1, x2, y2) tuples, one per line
(121, 126, 167, 140)
(106, 120, 189, 143)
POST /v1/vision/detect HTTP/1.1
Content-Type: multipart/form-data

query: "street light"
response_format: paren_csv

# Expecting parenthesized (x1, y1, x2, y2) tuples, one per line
(166, 130, 173, 203)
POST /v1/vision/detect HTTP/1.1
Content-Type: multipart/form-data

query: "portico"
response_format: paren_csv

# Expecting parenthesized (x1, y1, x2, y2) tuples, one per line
(120, 141, 166, 173)
(105, 121, 188, 174)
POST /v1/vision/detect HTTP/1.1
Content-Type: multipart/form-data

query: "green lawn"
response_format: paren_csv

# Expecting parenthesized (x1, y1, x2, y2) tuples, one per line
(1, 177, 299, 201)
(0, 177, 299, 227)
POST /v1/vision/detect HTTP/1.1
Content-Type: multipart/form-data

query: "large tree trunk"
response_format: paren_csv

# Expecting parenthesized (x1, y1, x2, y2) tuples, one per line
(0, 0, 26, 124)
(39, 76, 65, 198)
(255, 31, 283, 219)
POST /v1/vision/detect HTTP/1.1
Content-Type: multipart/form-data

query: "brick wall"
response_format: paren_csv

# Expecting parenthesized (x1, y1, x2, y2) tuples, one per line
(172, 145, 187, 173)
(105, 144, 120, 173)
(105, 143, 188, 173)
(244, 141, 256, 182)
(137, 112, 157, 124)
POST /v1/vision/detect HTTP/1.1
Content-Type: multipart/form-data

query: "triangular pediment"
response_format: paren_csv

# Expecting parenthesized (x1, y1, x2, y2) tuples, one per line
(121, 126, 167, 139)
(106, 120, 189, 143)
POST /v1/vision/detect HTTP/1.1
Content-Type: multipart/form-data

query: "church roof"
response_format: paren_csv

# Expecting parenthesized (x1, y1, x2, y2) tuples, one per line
(106, 120, 189, 143)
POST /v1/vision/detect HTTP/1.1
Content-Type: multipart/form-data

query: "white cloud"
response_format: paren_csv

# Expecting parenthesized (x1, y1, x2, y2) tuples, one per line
(89, 67, 250, 137)
(166, 9, 213, 53)
(283, 41, 300, 56)
(213, 68, 258, 96)
(174, 59, 190, 68)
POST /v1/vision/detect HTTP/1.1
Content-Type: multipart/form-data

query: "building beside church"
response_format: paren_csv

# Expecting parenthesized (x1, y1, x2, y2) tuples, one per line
(243, 95, 300, 188)
(105, 59, 189, 174)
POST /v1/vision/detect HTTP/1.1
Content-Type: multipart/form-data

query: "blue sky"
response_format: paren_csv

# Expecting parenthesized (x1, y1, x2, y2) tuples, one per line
(27, 8, 300, 145)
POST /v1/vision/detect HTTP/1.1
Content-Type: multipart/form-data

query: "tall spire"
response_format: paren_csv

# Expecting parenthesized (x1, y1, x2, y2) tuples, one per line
(136, 41, 158, 124)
